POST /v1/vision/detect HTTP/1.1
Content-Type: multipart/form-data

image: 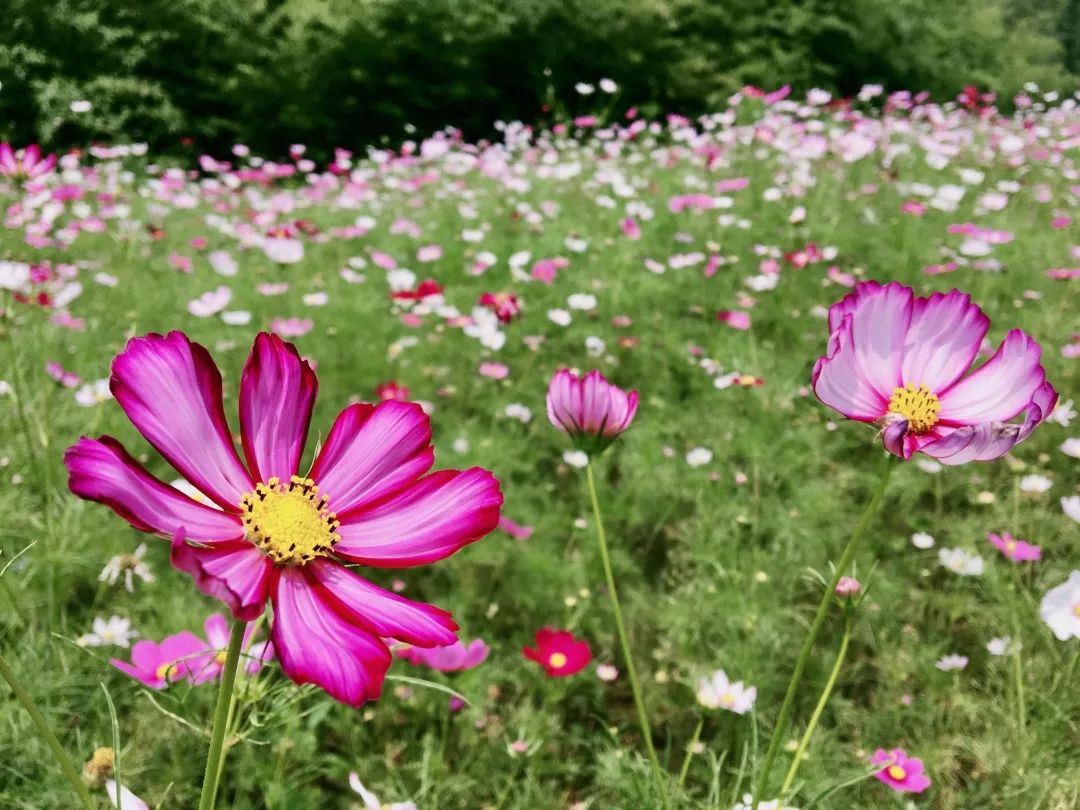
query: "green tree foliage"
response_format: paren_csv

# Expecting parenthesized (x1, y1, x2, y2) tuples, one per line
(0, 0, 1074, 156)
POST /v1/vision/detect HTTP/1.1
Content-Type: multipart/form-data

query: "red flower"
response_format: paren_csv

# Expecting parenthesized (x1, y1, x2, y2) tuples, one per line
(478, 291, 521, 324)
(522, 627, 591, 677)
(375, 381, 410, 402)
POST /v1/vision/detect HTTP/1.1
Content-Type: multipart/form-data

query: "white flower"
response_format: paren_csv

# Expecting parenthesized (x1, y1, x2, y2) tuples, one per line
(911, 532, 935, 550)
(987, 637, 1019, 656)
(1049, 399, 1075, 427)
(567, 293, 597, 310)
(77, 616, 136, 648)
(1040, 571, 1080, 640)
(187, 286, 232, 318)
(696, 669, 756, 714)
(936, 653, 969, 671)
(563, 450, 589, 469)
(208, 251, 238, 276)
(938, 547, 984, 576)
(599, 78, 618, 94)
(1062, 496, 1080, 524)
(915, 459, 942, 474)
(303, 292, 329, 307)
(686, 447, 713, 467)
(1019, 474, 1052, 494)
(0, 260, 31, 291)
(585, 336, 605, 357)
(0, 381, 11, 396)
(348, 773, 417, 810)
(733, 795, 799, 810)
(547, 308, 572, 327)
(263, 235, 304, 264)
(105, 780, 148, 810)
(596, 663, 619, 682)
(504, 403, 532, 423)
(574, 83, 595, 95)
(70, 99, 93, 113)
(221, 310, 252, 326)
(452, 437, 469, 454)
(1061, 438, 1080, 458)
(75, 379, 112, 407)
(99, 544, 155, 592)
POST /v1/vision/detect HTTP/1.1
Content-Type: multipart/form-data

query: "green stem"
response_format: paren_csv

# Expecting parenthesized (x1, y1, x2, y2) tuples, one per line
(0, 649, 96, 810)
(779, 619, 852, 796)
(752, 457, 892, 809)
(678, 716, 705, 787)
(197, 619, 247, 810)
(585, 462, 670, 810)
(1012, 643, 1026, 732)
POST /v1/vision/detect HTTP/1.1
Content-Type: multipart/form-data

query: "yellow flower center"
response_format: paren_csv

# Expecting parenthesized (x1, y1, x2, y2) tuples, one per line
(240, 476, 340, 566)
(888, 383, 941, 433)
(1073, 603, 1080, 618)
(155, 662, 180, 682)
(1006, 540, 1017, 553)
(215, 650, 228, 666)
(887, 765, 907, 781)
(549, 652, 568, 669)
(720, 692, 735, 708)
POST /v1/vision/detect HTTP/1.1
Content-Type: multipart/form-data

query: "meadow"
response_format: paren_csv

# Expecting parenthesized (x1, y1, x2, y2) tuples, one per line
(1, 85, 1079, 809)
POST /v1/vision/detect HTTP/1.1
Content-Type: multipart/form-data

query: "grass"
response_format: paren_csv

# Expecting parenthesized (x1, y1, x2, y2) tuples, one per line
(0, 93, 1078, 809)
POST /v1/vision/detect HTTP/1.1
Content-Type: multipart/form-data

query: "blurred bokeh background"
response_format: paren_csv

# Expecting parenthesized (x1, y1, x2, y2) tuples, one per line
(2, 0, 1078, 157)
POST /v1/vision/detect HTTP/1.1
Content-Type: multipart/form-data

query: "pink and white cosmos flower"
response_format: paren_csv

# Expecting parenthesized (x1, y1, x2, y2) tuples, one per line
(546, 368, 639, 452)
(813, 281, 1056, 464)
(0, 143, 57, 181)
(67, 331, 502, 706)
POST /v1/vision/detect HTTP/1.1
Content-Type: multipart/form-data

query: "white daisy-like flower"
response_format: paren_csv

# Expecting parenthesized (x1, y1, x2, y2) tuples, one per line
(99, 543, 155, 592)
(1019, 474, 1052, 493)
(938, 547, 984, 576)
(1040, 571, 1080, 640)
(563, 450, 589, 469)
(1049, 399, 1075, 427)
(936, 653, 969, 671)
(504, 403, 532, 423)
(911, 532, 935, 549)
(1062, 496, 1080, 524)
(77, 615, 137, 648)
(75, 379, 113, 407)
(987, 637, 1019, 656)
(1060, 438, 1080, 458)
(686, 447, 713, 467)
(696, 669, 756, 714)
(348, 773, 417, 810)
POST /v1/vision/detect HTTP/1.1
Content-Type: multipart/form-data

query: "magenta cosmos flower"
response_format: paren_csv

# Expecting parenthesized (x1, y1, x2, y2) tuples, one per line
(67, 332, 502, 706)
(546, 368, 639, 452)
(987, 531, 1041, 562)
(870, 748, 931, 793)
(813, 282, 1057, 463)
(0, 143, 56, 180)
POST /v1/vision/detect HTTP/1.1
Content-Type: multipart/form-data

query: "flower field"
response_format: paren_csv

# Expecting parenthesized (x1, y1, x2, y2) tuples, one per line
(1, 86, 1079, 809)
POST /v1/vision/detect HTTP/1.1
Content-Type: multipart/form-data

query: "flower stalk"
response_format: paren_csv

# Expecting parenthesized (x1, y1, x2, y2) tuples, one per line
(197, 618, 247, 810)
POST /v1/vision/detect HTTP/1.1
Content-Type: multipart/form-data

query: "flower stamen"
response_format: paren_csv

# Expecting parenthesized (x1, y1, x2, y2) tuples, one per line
(240, 476, 340, 566)
(888, 383, 941, 433)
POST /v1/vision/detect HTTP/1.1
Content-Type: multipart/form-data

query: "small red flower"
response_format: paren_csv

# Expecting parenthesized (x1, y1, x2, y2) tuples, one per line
(522, 627, 591, 678)
(375, 381, 410, 402)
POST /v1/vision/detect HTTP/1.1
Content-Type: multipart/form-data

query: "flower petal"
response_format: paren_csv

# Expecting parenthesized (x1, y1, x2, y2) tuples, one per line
(900, 290, 989, 391)
(826, 281, 912, 396)
(170, 539, 271, 621)
(812, 314, 888, 420)
(65, 436, 244, 541)
(270, 567, 390, 707)
(938, 330, 1045, 423)
(239, 332, 318, 483)
(307, 560, 458, 647)
(335, 468, 502, 567)
(309, 401, 434, 515)
(111, 332, 252, 509)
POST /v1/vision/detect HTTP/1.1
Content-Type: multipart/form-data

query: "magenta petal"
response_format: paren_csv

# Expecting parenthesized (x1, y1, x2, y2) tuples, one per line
(335, 468, 503, 567)
(111, 332, 253, 510)
(239, 332, 318, 483)
(309, 401, 434, 516)
(65, 436, 244, 541)
(307, 560, 458, 647)
(900, 290, 989, 392)
(812, 315, 888, 420)
(270, 567, 390, 707)
(938, 330, 1045, 424)
(170, 539, 271, 621)
(0, 144, 16, 174)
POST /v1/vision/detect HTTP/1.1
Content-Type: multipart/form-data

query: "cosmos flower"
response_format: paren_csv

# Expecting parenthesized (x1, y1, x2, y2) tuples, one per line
(110, 631, 209, 689)
(66, 331, 502, 706)
(262, 225, 304, 264)
(522, 627, 591, 677)
(478, 291, 521, 324)
(0, 143, 57, 180)
(77, 615, 137, 648)
(99, 543, 155, 591)
(938, 547, 985, 576)
(935, 654, 968, 671)
(696, 669, 757, 714)
(812, 282, 1057, 463)
(546, 368, 639, 452)
(869, 748, 931, 793)
(987, 532, 1041, 562)
(1040, 571, 1080, 640)
(396, 638, 489, 671)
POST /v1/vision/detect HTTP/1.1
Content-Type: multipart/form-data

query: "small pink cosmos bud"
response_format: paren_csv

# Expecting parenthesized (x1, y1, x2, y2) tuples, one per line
(546, 368, 638, 454)
(448, 696, 465, 713)
(835, 576, 861, 597)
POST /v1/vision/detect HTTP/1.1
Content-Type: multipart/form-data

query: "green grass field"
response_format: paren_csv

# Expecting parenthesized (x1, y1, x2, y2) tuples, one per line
(1, 92, 1078, 809)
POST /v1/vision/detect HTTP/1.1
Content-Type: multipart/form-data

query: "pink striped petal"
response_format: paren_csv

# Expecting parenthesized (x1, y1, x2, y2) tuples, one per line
(900, 290, 989, 392)
(938, 330, 1045, 424)
(0, 144, 16, 174)
(65, 436, 244, 541)
(335, 468, 502, 567)
(309, 401, 434, 516)
(111, 332, 252, 510)
(836, 281, 911, 396)
(239, 333, 318, 483)
(270, 567, 390, 707)
(170, 539, 271, 621)
(307, 560, 457, 647)
(812, 314, 887, 420)
(919, 424, 1006, 465)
